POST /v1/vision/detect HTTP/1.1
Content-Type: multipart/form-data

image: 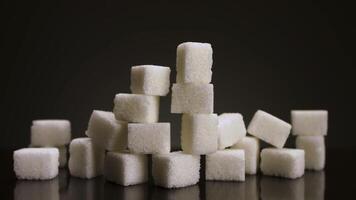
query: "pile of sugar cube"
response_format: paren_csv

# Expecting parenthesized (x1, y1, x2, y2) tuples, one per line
(13, 42, 328, 189)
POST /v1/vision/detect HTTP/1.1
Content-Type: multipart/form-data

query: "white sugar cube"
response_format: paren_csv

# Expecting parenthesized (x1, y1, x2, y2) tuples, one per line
(206, 181, 245, 200)
(113, 93, 159, 123)
(130, 65, 171, 96)
(152, 151, 200, 188)
(218, 113, 246, 149)
(260, 148, 305, 179)
(104, 152, 148, 186)
(153, 185, 199, 200)
(58, 146, 67, 168)
(247, 110, 291, 148)
(292, 110, 328, 136)
(31, 120, 71, 147)
(15, 178, 59, 200)
(171, 83, 214, 114)
(261, 176, 304, 200)
(206, 149, 245, 181)
(14, 148, 59, 180)
(176, 42, 213, 83)
(86, 110, 127, 151)
(181, 114, 218, 155)
(296, 136, 325, 170)
(68, 138, 105, 179)
(231, 136, 260, 174)
(128, 123, 170, 154)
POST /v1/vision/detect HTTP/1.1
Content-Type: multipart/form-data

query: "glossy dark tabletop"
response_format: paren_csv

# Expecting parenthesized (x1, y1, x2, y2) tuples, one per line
(1, 148, 355, 200)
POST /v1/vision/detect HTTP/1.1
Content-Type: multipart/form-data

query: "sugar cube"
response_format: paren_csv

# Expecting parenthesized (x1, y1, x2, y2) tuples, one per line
(176, 42, 213, 83)
(292, 110, 328, 136)
(261, 176, 304, 200)
(86, 110, 127, 151)
(31, 120, 71, 147)
(130, 65, 171, 96)
(128, 123, 170, 154)
(171, 83, 214, 114)
(218, 113, 246, 149)
(13, 148, 59, 180)
(296, 136, 325, 170)
(15, 178, 59, 200)
(153, 185, 199, 200)
(113, 93, 159, 123)
(104, 152, 148, 186)
(247, 110, 291, 148)
(152, 151, 200, 188)
(260, 148, 305, 179)
(68, 138, 105, 179)
(206, 149, 245, 181)
(231, 136, 260, 174)
(181, 114, 218, 155)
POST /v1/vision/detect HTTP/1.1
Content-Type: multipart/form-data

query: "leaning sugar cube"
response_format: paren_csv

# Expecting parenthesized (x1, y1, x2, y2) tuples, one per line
(152, 151, 200, 188)
(31, 120, 71, 147)
(104, 152, 148, 186)
(206, 149, 245, 181)
(171, 83, 214, 114)
(113, 93, 159, 123)
(130, 65, 171, 96)
(231, 136, 260, 174)
(68, 138, 105, 179)
(128, 123, 170, 154)
(247, 110, 291, 148)
(13, 148, 59, 180)
(218, 113, 246, 149)
(296, 136, 325, 170)
(86, 110, 127, 151)
(176, 42, 213, 83)
(181, 114, 218, 155)
(260, 148, 305, 179)
(292, 110, 328, 136)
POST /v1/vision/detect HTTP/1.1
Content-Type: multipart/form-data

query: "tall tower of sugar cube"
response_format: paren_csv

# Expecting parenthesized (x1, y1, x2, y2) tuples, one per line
(171, 42, 218, 154)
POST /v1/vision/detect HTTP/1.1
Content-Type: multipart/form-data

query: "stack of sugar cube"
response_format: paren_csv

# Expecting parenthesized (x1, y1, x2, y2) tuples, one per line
(292, 110, 328, 170)
(13, 120, 71, 180)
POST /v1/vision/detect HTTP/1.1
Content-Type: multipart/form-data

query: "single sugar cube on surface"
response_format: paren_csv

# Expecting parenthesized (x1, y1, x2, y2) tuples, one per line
(128, 123, 170, 154)
(104, 152, 148, 186)
(218, 113, 246, 150)
(152, 151, 200, 188)
(171, 83, 214, 114)
(291, 110, 328, 136)
(296, 136, 325, 170)
(260, 148, 305, 179)
(231, 136, 260, 174)
(130, 65, 171, 96)
(247, 110, 291, 148)
(13, 148, 59, 180)
(206, 149, 245, 181)
(113, 93, 159, 123)
(31, 120, 71, 147)
(86, 110, 128, 151)
(181, 114, 218, 155)
(68, 138, 105, 179)
(176, 42, 213, 83)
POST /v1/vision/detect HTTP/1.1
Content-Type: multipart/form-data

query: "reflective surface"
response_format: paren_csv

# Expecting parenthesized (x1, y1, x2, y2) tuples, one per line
(2, 148, 356, 199)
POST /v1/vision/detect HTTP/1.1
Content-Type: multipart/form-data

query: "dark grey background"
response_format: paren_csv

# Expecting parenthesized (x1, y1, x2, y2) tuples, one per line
(1, 0, 354, 150)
